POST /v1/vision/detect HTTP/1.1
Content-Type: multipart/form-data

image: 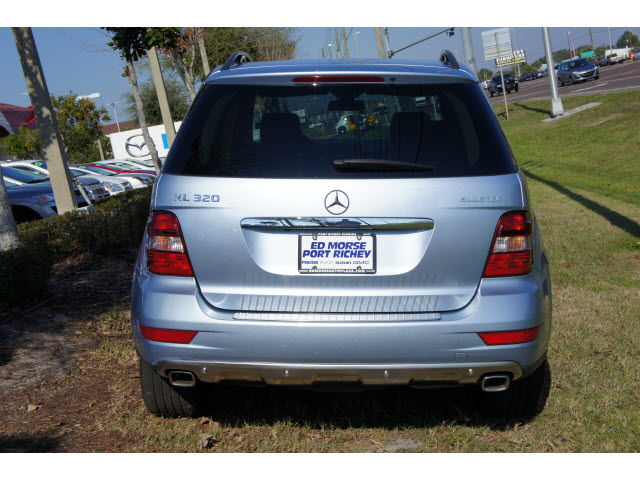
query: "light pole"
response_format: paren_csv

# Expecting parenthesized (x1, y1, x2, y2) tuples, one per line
(542, 27, 563, 117)
(383, 28, 392, 57)
(106, 101, 121, 132)
(460, 27, 478, 77)
(354, 31, 361, 57)
(511, 28, 521, 77)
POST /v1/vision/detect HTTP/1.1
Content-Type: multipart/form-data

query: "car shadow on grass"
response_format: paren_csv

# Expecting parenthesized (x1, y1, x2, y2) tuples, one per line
(195, 383, 537, 431)
(0, 434, 59, 452)
(522, 168, 640, 239)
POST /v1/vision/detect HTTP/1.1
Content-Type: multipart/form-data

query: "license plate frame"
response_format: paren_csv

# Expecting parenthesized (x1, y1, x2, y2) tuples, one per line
(298, 233, 376, 274)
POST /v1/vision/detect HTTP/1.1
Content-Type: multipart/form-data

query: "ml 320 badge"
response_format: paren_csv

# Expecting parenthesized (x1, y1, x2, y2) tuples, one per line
(174, 194, 220, 202)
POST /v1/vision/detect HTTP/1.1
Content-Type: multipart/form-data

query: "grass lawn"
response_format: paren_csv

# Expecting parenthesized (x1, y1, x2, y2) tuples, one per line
(37, 91, 640, 452)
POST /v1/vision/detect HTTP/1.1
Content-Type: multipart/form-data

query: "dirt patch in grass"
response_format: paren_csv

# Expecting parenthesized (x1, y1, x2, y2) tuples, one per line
(0, 252, 137, 453)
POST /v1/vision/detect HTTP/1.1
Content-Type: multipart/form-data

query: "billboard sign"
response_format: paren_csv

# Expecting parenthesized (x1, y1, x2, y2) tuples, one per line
(482, 28, 512, 60)
(580, 51, 595, 58)
(495, 49, 526, 67)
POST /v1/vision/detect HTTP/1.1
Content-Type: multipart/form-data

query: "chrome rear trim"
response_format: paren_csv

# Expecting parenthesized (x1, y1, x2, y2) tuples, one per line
(240, 217, 434, 231)
(232, 312, 441, 322)
(156, 360, 523, 386)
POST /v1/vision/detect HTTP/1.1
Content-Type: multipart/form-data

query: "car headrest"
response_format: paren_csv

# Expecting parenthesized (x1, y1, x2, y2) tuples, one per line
(389, 112, 430, 144)
(260, 113, 302, 144)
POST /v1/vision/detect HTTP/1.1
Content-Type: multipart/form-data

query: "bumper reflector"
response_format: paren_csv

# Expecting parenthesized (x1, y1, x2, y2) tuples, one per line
(478, 325, 542, 346)
(139, 324, 197, 344)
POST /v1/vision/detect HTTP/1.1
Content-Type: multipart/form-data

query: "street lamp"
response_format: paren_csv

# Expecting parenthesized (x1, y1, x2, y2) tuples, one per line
(354, 31, 361, 57)
(106, 101, 121, 132)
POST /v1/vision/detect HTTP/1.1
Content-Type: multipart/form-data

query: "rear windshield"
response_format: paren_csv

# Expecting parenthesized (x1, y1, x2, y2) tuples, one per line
(164, 83, 517, 178)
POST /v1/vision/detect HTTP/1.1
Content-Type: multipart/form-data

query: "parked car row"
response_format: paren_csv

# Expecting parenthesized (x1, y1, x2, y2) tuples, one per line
(519, 71, 544, 82)
(1, 158, 156, 223)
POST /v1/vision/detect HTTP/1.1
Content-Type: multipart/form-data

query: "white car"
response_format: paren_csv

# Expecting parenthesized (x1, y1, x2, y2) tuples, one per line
(94, 159, 155, 172)
(335, 113, 357, 135)
(73, 164, 154, 189)
(116, 157, 156, 169)
(68, 167, 133, 195)
(5, 160, 130, 196)
(2, 160, 110, 201)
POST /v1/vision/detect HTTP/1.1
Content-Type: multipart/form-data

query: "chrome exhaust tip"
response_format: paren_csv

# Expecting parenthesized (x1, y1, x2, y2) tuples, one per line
(168, 370, 196, 387)
(481, 374, 510, 392)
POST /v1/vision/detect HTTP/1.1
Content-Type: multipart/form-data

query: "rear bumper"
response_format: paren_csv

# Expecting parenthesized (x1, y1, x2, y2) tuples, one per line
(156, 359, 525, 386)
(132, 270, 552, 387)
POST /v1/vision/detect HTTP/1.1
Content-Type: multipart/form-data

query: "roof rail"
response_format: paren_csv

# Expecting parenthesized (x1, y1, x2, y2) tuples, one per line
(439, 50, 460, 70)
(221, 51, 253, 71)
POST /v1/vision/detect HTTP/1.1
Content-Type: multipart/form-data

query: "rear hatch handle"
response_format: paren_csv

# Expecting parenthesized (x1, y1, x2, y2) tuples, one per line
(241, 217, 434, 232)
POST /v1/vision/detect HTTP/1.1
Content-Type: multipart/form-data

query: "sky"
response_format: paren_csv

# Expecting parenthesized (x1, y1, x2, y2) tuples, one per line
(1, 1, 639, 122)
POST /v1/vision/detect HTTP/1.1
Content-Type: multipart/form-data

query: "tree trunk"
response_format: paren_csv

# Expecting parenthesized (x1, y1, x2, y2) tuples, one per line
(196, 28, 210, 77)
(170, 52, 197, 102)
(148, 46, 176, 147)
(127, 59, 161, 173)
(183, 66, 197, 102)
(0, 165, 21, 251)
(13, 27, 77, 215)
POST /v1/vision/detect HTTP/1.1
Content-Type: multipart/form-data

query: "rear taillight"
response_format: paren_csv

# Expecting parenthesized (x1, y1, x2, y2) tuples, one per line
(483, 211, 534, 277)
(139, 324, 197, 344)
(478, 325, 542, 346)
(146, 211, 193, 276)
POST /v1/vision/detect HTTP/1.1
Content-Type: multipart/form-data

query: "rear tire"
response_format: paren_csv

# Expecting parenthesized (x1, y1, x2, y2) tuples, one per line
(139, 357, 203, 418)
(481, 359, 551, 420)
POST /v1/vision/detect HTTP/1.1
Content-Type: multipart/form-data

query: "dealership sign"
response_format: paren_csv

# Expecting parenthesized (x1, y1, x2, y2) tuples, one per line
(108, 121, 182, 160)
(495, 49, 526, 67)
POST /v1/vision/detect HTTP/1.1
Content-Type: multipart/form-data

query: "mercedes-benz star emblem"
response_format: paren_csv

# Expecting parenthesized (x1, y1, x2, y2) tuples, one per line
(325, 190, 349, 215)
(125, 134, 149, 158)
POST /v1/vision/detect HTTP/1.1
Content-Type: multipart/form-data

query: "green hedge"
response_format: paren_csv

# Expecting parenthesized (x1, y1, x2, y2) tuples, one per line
(0, 187, 152, 307)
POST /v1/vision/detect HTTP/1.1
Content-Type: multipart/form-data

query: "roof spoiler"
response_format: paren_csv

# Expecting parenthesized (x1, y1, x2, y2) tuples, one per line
(439, 50, 460, 70)
(221, 51, 254, 71)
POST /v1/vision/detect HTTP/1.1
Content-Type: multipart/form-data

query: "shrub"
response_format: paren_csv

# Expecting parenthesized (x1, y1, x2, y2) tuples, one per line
(0, 187, 152, 307)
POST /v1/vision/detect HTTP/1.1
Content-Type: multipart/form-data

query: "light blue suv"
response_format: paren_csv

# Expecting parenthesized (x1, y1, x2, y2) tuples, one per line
(131, 51, 552, 419)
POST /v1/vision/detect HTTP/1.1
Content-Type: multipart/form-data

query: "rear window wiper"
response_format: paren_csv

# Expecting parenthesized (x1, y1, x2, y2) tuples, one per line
(333, 159, 436, 172)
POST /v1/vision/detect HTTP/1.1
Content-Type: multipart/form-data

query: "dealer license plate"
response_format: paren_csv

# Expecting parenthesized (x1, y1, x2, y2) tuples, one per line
(298, 233, 376, 274)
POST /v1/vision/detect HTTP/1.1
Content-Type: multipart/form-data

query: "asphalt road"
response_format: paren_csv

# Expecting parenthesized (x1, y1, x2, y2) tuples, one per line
(488, 60, 640, 105)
